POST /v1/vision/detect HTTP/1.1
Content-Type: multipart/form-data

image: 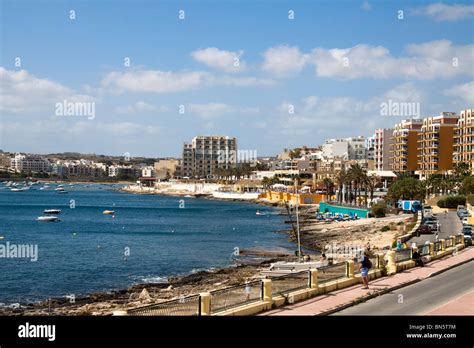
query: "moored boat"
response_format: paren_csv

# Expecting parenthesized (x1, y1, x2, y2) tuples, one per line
(44, 209, 61, 214)
(36, 216, 60, 222)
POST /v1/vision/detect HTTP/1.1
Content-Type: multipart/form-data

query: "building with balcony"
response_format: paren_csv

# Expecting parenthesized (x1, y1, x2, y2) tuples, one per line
(180, 135, 237, 178)
(417, 112, 458, 179)
(10, 153, 51, 173)
(390, 119, 423, 173)
(454, 109, 474, 174)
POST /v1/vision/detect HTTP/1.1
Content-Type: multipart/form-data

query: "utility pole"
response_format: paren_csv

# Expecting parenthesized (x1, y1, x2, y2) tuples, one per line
(295, 178, 302, 262)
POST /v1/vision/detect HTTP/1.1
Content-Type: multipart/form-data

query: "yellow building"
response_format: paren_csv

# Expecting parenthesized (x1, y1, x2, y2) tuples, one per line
(454, 109, 474, 174)
(390, 119, 423, 173)
(417, 112, 458, 179)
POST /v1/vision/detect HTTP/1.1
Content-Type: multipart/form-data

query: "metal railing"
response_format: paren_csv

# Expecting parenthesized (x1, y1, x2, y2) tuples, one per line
(271, 271, 309, 295)
(434, 241, 442, 252)
(419, 245, 430, 256)
(455, 234, 462, 244)
(395, 249, 412, 262)
(318, 262, 347, 283)
(353, 257, 379, 275)
(127, 294, 200, 316)
(210, 280, 262, 314)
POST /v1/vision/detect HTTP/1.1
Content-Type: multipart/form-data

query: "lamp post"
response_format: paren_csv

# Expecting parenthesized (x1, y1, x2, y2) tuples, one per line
(295, 178, 302, 262)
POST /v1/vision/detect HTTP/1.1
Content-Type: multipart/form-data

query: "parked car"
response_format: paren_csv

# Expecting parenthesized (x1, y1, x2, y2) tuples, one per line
(464, 235, 472, 247)
(416, 225, 433, 235)
(462, 225, 472, 236)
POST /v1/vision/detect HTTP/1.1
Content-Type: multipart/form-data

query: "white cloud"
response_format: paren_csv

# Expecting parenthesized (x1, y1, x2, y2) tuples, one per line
(187, 103, 233, 119)
(207, 75, 276, 87)
(444, 81, 474, 104)
(115, 101, 168, 114)
(101, 69, 208, 93)
(261, 45, 309, 77)
(411, 3, 474, 22)
(191, 47, 246, 73)
(311, 40, 474, 80)
(361, 1, 371, 11)
(0, 67, 94, 114)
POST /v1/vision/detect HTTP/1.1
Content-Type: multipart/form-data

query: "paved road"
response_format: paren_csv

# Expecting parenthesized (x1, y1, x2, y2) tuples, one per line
(410, 211, 462, 245)
(332, 260, 474, 315)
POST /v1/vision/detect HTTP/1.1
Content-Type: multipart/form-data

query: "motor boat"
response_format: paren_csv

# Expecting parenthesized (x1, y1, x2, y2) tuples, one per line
(103, 210, 115, 215)
(55, 187, 65, 191)
(36, 216, 60, 222)
(44, 209, 61, 214)
(58, 190, 68, 194)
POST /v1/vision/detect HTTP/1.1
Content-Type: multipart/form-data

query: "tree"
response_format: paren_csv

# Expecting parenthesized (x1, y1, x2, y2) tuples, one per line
(289, 148, 301, 159)
(460, 176, 474, 195)
(387, 177, 425, 203)
(322, 178, 334, 201)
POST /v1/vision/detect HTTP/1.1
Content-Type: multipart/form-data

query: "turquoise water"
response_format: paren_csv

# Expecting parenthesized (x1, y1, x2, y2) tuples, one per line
(0, 183, 293, 304)
(319, 202, 369, 218)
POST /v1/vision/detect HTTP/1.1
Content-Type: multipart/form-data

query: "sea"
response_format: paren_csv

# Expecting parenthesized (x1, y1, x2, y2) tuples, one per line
(0, 182, 295, 304)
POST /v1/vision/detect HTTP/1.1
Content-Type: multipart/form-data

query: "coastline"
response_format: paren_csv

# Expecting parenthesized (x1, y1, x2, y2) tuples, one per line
(1, 183, 413, 316)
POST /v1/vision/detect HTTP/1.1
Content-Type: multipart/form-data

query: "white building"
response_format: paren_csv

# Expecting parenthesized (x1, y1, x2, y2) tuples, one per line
(11, 153, 51, 173)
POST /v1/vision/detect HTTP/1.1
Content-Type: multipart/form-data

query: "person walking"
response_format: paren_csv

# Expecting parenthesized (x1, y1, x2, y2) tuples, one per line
(359, 251, 372, 289)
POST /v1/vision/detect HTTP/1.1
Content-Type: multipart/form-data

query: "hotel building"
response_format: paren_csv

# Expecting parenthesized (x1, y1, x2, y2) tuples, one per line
(454, 109, 474, 174)
(390, 119, 423, 173)
(374, 128, 393, 171)
(417, 112, 458, 179)
(181, 135, 237, 178)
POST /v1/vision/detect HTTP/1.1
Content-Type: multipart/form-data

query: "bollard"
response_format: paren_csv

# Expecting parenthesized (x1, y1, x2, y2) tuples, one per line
(450, 235, 456, 248)
(199, 292, 211, 316)
(262, 279, 272, 302)
(440, 239, 446, 251)
(386, 250, 396, 275)
(376, 253, 385, 269)
(429, 242, 434, 256)
(346, 260, 355, 278)
(310, 268, 318, 288)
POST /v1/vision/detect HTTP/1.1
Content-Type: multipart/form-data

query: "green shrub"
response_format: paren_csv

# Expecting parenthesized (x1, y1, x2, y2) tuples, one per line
(437, 199, 446, 208)
(381, 225, 390, 232)
(468, 194, 474, 206)
(371, 202, 387, 218)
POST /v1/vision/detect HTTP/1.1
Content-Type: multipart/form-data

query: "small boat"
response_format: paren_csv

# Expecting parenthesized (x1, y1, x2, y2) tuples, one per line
(55, 187, 65, 191)
(58, 191, 68, 194)
(103, 210, 115, 215)
(10, 188, 25, 192)
(256, 210, 263, 215)
(261, 261, 324, 277)
(44, 209, 61, 214)
(184, 195, 193, 198)
(36, 216, 60, 222)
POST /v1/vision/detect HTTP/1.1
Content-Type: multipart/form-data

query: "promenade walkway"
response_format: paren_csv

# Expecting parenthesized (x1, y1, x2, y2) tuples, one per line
(260, 247, 474, 316)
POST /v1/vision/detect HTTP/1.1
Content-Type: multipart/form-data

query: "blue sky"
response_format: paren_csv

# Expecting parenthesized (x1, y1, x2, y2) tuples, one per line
(1, 0, 473, 157)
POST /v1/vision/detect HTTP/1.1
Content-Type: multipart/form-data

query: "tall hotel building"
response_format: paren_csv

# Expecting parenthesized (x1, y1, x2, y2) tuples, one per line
(374, 128, 393, 171)
(417, 112, 458, 179)
(454, 109, 474, 174)
(390, 119, 423, 173)
(181, 135, 237, 178)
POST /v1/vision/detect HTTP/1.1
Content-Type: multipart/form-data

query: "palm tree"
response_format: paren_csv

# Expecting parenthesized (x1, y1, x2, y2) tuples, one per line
(335, 170, 346, 204)
(347, 164, 367, 206)
(322, 178, 334, 202)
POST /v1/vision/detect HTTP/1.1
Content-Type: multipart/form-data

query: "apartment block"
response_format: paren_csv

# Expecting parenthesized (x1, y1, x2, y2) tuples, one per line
(374, 128, 393, 171)
(454, 109, 474, 174)
(417, 112, 458, 179)
(181, 135, 237, 178)
(390, 119, 423, 172)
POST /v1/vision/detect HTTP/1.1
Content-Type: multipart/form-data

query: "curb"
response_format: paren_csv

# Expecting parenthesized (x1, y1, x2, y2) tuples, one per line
(318, 252, 473, 316)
